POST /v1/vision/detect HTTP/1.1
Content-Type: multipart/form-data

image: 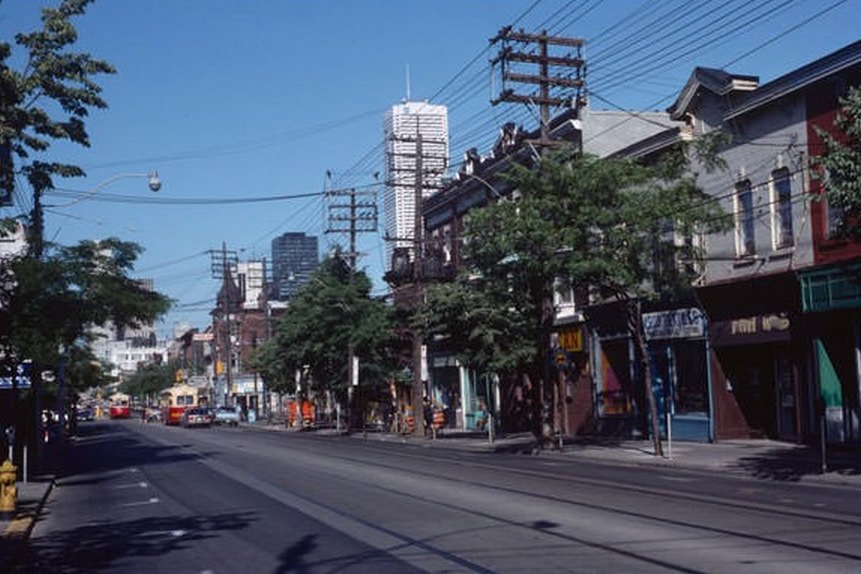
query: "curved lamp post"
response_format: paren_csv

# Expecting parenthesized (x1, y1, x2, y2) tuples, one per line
(48, 171, 161, 208)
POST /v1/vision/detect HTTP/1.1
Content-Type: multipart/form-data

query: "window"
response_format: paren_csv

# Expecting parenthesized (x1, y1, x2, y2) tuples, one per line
(734, 179, 755, 257)
(826, 199, 845, 239)
(771, 168, 793, 249)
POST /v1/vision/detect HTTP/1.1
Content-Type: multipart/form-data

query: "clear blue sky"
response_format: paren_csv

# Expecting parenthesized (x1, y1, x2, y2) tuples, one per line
(1, 0, 859, 338)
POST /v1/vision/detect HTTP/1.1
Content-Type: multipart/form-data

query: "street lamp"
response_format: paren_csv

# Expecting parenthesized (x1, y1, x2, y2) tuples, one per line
(463, 173, 504, 200)
(47, 171, 161, 208)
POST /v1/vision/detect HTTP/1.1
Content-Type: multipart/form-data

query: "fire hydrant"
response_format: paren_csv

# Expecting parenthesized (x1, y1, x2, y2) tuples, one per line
(0, 459, 17, 518)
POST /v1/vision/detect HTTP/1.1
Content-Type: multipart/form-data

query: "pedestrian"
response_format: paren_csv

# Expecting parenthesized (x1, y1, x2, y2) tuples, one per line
(423, 396, 432, 437)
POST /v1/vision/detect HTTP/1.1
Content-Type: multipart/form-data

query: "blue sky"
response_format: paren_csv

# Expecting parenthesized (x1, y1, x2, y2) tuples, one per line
(1, 0, 859, 338)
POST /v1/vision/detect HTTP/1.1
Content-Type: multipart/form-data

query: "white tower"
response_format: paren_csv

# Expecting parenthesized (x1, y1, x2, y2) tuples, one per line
(383, 101, 449, 268)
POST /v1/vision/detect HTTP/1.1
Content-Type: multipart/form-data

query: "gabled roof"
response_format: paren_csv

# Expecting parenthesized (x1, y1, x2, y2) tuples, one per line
(724, 39, 861, 120)
(667, 67, 759, 120)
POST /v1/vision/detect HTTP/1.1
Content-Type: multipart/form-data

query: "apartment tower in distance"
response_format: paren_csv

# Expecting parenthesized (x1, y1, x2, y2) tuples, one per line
(383, 101, 449, 268)
(271, 232, 319, 301)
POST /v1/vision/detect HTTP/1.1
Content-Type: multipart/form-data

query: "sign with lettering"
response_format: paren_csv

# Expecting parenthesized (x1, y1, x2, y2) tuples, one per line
(711, 312, 791, 346)
(557, 327, 583, 352)
(643, 308, 705, 340)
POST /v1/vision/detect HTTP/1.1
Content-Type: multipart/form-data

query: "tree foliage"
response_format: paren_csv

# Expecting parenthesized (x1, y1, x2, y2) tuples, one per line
(417, 142, 729, 448)
(121, 361, 174, 401)
(1, 0, 114, 256)
(812, 86, 861, 237)
(251, 253, 398, 401)
(0, 237, 172, 393)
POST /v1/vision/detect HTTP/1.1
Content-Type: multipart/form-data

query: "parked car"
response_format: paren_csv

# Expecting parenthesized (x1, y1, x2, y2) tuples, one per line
(77, 407, 94, 422)
(181, 407, 213, 428)
(213, 406, 240, 427)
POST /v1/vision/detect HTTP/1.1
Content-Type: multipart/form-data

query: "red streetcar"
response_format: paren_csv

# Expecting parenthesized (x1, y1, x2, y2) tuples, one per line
(160, 384, 202, 425)
(109, 393, 131, 419)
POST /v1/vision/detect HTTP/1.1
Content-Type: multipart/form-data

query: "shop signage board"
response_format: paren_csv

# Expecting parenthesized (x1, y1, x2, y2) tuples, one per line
(643, 308, 705, 340)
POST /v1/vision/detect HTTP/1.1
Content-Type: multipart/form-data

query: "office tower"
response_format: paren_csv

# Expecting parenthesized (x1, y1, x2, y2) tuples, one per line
(271, 232, 319, 301)
(383, 101, 449, 268)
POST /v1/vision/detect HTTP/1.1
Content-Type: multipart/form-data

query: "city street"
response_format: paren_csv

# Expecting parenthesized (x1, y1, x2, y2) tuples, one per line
(15, 420, 861, 573)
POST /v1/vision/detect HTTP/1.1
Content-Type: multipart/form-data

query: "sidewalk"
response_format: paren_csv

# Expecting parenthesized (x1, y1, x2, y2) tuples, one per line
(373, 430, 861, 488)
(0, 475, 54, 573)
(254, 422, 861, 489)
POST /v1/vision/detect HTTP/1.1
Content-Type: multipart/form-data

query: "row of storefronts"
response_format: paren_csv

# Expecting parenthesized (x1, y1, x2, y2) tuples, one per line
(422, 266, 861, 446)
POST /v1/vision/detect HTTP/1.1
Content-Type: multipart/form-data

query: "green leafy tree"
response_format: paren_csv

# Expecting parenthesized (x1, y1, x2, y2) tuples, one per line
(420, 144, 729, 453)
(0, 0, 115, 257)
(251, 253, 399, 416)
(121, 361, 174, 402)
(1, 238, 171, 387)
(812, 86, 861, 237)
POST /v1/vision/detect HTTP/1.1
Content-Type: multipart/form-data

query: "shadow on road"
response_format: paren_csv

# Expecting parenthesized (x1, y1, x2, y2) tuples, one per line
(731, 444, 861, 481)
(16, 511, 255, 573)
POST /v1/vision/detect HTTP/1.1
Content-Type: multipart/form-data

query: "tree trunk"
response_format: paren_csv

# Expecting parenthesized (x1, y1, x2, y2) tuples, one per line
(626, 297, 664, 457)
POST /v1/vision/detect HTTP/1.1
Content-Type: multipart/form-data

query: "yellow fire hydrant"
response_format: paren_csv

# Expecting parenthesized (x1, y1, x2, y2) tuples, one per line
(0, 459, 17, 518)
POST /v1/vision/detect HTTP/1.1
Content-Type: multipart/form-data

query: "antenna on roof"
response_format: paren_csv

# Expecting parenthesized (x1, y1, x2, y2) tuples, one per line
(405, 64, 411, 101)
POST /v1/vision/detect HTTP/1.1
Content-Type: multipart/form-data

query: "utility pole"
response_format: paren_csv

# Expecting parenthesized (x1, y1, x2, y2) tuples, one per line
(411, 134, 425, 436)
(491, 28, 586, 447)
(491, 28, 585, 147)
(210, 243, 238, 408)
(326, 185, 378, 431)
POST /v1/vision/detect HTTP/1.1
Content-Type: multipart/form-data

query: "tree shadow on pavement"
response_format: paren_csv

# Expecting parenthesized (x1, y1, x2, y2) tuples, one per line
(15, 511, 255, 572)
(730, 444, 861, 481)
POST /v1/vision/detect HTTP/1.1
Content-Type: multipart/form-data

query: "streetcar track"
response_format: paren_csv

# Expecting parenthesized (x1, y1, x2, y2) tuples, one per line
(289, 431, 861, 527)
(135, 423, 861, 569)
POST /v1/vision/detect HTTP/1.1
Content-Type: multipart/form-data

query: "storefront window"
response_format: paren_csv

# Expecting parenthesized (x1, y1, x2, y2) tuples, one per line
(672, 340, 707, 414)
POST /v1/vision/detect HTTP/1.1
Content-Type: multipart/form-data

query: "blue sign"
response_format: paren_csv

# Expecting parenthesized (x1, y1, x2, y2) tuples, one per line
(0, 361, 32, 389)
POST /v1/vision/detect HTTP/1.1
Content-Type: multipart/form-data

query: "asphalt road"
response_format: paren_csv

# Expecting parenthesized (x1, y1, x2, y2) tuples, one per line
(16, 420, 861, 573)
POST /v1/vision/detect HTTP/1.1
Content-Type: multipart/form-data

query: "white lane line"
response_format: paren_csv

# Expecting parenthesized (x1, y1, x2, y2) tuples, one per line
(139, 529, 186, 538)
(119, 497, 160, 507)
(114, 482, 148, 489)
(659, 475, 695, 482)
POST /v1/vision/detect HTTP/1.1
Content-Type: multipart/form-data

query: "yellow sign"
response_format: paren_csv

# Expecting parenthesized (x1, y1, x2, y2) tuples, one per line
(558, 327, 583, 352)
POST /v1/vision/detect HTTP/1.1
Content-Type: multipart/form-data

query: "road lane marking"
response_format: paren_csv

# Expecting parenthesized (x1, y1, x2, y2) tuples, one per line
(660, 475, 695, 482)
(114, 482, 148, 489)
(119, 497, 159, 507)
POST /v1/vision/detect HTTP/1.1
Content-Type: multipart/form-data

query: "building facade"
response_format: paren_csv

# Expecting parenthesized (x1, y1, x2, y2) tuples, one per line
(271, 232, 318, 302)
(383, 101, 449, 269)
(672, 41, 861, 444)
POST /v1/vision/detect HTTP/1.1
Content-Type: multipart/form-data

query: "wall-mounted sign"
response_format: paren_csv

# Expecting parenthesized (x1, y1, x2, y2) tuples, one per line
(711, 312, 791, 346)
(557, 327, 584, 352)
(643, 308, 705, 340)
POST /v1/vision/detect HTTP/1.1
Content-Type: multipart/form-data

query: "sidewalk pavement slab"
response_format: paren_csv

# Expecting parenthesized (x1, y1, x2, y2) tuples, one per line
(0, 476, 54, 573)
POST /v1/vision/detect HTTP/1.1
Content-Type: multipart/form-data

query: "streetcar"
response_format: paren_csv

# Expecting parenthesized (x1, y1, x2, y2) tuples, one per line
(108, 392, 131, 419)
(160, 384, 204, 425)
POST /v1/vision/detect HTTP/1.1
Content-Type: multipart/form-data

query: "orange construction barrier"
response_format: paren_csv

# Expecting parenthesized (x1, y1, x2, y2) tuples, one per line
(432, 409, 445, 430)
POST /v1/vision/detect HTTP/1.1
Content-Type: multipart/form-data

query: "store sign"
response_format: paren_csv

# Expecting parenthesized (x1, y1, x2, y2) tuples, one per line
(711, 312, 791, 346)
(730, 313, 790, 335)
(643, 308, 705, 340)
(192, 332, 214, 341)
(557, 327, 583, 352)
(0, 361, 32, 389)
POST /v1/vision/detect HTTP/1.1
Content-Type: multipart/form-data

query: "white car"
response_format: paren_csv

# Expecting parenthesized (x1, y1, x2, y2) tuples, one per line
(213, 406, 240, 427)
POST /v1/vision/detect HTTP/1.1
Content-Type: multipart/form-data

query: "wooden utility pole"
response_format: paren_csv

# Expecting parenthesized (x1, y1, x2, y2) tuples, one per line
(210, 243, 238, 407)
(491, 28, 586, 447)
(411, 134, 426, 436)
(491, 28, 585, 147)
(326, 185, 378, 431)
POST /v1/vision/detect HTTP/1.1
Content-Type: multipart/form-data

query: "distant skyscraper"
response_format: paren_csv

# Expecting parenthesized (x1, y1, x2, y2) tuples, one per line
(383, 101, 448, 268)
(271, 232, 319, 301)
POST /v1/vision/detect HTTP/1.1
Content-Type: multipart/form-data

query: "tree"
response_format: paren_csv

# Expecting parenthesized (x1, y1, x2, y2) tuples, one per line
(0, 237, 172, 390)
(251, 253, 399, 420)
(420, 142, 729, 454)
(0, 0, 115, 257)
(121, 361, 174, 402)
(812, 86, 861, 237)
